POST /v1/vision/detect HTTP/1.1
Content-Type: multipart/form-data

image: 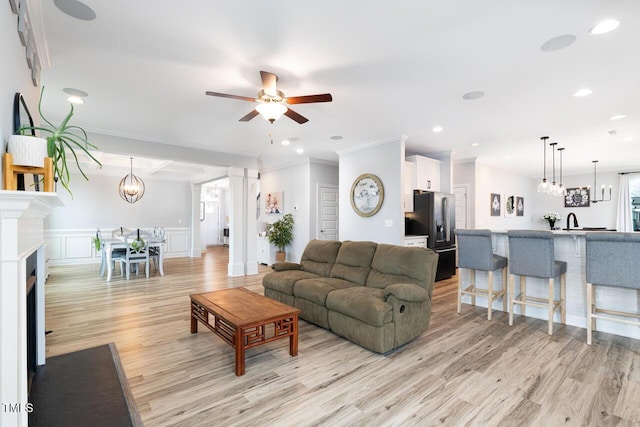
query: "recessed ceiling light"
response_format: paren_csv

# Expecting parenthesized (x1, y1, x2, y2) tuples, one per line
(470, 142, 480, 147)
(609, 114, 627, 121)
(462, 91, 485, 100)
(296, 148, 304, 154)
(281, 139, 290, 146)
(432, 126, 443, 133)
(67, 96, 84, 104)
(504, 155, 512, 159)
(540, 34, 576, 52)
(573, 88, 592, 97)
(54, 0, 96, 21)
(329, 135, 343, 140)
(623, 137, 636, 142)
(590, 19, 620, 35)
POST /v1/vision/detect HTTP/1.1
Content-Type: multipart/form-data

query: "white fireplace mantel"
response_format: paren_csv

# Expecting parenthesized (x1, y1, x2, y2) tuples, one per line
(0, 190, 62, 427)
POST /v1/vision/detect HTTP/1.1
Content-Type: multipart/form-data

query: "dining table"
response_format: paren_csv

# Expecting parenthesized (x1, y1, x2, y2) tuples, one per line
(100, 237, 165, 281)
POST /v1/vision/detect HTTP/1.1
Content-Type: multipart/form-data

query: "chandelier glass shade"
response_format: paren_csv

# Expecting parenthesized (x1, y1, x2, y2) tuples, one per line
(256, 102, 287, 123)
(537, 136, 550, 193)
(118, 157, 145, 203)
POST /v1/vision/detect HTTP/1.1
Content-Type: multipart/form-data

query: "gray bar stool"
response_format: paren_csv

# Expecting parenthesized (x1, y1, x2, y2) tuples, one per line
(586, 232, 640, 345)
(507, 230, 567, 335)
(455, 229, 507, 320)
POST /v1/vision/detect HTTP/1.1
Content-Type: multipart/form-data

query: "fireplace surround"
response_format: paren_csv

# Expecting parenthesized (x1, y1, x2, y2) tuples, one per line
(0, 190, 62, 427)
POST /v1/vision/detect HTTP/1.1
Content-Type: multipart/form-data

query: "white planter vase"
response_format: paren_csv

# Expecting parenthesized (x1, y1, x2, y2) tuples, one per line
(7, 135, 48, 167)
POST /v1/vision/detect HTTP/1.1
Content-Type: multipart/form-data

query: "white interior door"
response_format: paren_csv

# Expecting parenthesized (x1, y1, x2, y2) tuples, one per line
(204, 202, 220, 245)
(453, 185, 468, 230)
(318, 184, 338, 240)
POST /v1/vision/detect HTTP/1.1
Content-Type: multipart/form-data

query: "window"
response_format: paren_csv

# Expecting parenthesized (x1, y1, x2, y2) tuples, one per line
(630, 174, 640, 231)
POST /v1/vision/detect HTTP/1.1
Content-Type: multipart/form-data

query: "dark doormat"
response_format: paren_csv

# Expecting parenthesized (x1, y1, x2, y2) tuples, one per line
(29, 343, 142, 427)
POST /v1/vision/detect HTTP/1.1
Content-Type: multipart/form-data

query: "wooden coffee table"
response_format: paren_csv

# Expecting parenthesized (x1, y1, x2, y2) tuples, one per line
(190, 288, 300, 376)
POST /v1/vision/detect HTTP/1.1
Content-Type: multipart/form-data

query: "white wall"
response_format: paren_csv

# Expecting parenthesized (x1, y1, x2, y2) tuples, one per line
(0, 6, 40, 180)
(45, 173, 191, 229)
(531, 171, 619, 230)
(259, 161, 311, 262)
(339, 136, 405, 244)
(474, 161, 535, 230)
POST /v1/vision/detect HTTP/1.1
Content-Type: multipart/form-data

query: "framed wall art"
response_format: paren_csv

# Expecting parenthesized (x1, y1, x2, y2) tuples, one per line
(504, 195, 516, 218)
(490, 193, 501, 216)
(564, 187, 590, 208)
(264, 191, 284, 214)
(350, 173, 384, 217)
(516, 196, 524, 216)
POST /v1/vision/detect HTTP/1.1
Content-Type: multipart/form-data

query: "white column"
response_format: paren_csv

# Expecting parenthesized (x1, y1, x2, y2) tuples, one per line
(190, 183, 202, 257)
(245, 169, 259, 275)
(227, 167, 245, 276)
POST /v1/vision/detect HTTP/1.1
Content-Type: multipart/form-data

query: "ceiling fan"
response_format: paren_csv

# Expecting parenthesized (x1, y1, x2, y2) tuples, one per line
(206, 71, 332, 124)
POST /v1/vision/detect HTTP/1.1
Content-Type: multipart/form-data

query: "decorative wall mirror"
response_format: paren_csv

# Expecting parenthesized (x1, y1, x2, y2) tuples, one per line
(350, 173, 384, 217)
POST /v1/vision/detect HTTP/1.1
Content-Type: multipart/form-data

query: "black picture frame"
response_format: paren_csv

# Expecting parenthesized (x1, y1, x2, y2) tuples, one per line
(564, 187, 590, 208)
(490, 193, 501, 216)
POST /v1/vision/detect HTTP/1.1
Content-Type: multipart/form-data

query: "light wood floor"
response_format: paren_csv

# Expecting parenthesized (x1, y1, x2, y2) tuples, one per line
(44, 246, 640, 426)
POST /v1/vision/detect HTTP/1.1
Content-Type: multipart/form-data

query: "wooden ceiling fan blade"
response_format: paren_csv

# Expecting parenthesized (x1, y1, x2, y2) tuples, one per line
(239, 110, 260, 122)
(260, 71, 278, 96)
(284, 108, 309, 124)
(286, 93, 333, 105)
(206, 91, 256, 102)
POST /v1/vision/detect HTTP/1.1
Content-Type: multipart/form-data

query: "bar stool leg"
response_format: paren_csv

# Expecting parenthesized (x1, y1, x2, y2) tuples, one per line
(587, 282, 593, 345)
(548, 278, 554, 335)
(509, 274, 515, 326)
(457, 269, 463, 314)
(487, 270, 494, 320)
(502, 267, 508, 313)
(470, 270, 476, 307)
(560, 273, 566, 325)
(520, 276, 526, 317)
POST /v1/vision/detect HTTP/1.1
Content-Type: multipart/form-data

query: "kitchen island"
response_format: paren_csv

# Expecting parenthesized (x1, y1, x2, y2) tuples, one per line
(457, 230, 639, 340)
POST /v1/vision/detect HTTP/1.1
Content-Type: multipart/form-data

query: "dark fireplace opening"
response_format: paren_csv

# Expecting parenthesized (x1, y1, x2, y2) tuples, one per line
(26, 250, 37, 393)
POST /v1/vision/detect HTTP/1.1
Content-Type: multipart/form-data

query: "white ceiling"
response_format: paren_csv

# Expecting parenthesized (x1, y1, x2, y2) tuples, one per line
(36, 0, 640, 179)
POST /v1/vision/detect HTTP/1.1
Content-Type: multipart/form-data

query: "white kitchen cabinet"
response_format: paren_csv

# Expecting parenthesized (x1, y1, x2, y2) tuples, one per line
(403, 161, 416, 212)
(257, 236, 275, 265)
(406, 155, 441, 192)
(403, 235, 428, 248)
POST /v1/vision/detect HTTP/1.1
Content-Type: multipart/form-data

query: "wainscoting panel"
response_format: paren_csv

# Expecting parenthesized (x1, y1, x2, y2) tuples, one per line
(45, 227, 191, 266)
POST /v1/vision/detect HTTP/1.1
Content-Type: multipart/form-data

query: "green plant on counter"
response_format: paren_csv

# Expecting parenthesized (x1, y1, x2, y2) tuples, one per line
(18, 86, 102, 196)
(267, 213, 294, 251)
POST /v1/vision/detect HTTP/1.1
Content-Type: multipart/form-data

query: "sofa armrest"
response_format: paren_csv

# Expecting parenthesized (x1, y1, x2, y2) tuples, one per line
(272, 262, 302, 271)
(383, 283, 429, 302)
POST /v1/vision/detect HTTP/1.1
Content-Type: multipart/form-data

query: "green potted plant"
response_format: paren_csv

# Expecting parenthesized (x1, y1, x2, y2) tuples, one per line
(16, 86, 101, 196)
(267, 213, 294, 262)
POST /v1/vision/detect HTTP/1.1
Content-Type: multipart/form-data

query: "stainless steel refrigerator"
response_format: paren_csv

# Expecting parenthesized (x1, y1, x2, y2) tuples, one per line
(405, 190, 456, 281)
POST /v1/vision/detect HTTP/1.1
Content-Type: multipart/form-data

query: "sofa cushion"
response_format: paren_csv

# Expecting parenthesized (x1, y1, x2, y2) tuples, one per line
(329, 240, 378, 285)
(293, 277, 356, 306)
(300, 240, 342, 276)
(367, 244, 432, 290)
(262, 270, 322, 296)
(326, 287, 393, 327)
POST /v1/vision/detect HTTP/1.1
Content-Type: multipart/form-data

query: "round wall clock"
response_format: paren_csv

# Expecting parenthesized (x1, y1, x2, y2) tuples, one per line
(350, 173, 384, 217)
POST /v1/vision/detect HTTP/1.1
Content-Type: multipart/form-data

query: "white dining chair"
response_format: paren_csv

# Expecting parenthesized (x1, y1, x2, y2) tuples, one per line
(119, 230, 153, 279)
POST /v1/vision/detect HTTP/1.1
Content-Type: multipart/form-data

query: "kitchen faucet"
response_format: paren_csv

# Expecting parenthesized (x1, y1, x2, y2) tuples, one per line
(566, 212, 579, 231)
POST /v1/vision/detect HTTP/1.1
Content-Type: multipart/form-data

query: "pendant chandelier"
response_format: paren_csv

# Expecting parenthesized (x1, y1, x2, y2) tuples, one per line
(556, 147, 566, 196)
(537, 136, 550, 192)
(591, 160, 612, 203)
(118, 157, 145, 203)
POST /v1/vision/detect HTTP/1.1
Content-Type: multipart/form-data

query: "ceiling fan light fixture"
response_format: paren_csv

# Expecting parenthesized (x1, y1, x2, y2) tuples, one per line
(256, 102, 287, 123)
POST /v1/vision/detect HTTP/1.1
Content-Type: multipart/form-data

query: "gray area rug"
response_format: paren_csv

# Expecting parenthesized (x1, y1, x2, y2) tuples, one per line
(28, 343, 142, 427)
